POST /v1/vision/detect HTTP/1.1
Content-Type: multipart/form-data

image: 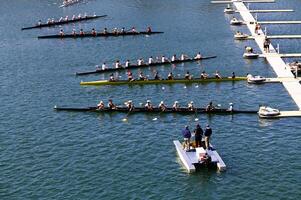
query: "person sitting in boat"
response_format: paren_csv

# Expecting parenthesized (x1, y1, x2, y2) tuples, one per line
(108, 99, 117, 110)
(161, 55, 169, 63)
(97, 101, 105, 110)
(185, 71, 192, 80)
(72, 15, 76, 20)
(103, 28, 108, 34)
(59, 29, 64, 36)
(146, 26, 152, 33)
(245, 46, 253, 53)
(109, 73, 116, 81)
(194, 52, 202, 59)
(137, 58, 144, 66)
(51, 18, 55, 23)
(204, 124, 212, 150)
(115, 60, 122, 68)
(167, 72, 174, 80)
(125, 100, 134, 111)
(121, 27, 126, 34)
(246, 73, 253, 80)
(158, 101, 167, 111)
(131, 27, 138, 33)
(171, 54, 177, 62)
(127, 70, 134, 81)
(47, 18, 51, 24)
(187, 101, 195, 111)
(194, 124, 203, 148)
(91, 28, 97, 36)
(139, 72, 147, 81)
(84, 13, 88, 18)
(227, 103, 234, 112)
(145, 100, 153, 111)
(154, 72, 160, 80)
(37, 20, 42, 26)
(180, 53, 189, 61)
(64, 16, 69, 21)
(148, 56, 155, 64)
(231, 72, 236, 79)
(79, 29, 84, 36)
(112, 27, 118, 34)
(172, 101, 180, 111)
(72, 29, 76, 36)
(200, 71, 208, 79)
(182, 125, 191, 151)
(101, 62, 107, 70)
(59, 17, 64, 22)
(206, 101, 215, 112)
(125, 60, 130, 67)
(78, 13, 82, 19)
(215, 71, 221, 79)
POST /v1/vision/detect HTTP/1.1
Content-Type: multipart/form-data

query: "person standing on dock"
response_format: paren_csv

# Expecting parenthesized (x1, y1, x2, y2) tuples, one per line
(182, 126, 191, 151)
(204, 125, 212, 150)
(194, 124, 203, 148)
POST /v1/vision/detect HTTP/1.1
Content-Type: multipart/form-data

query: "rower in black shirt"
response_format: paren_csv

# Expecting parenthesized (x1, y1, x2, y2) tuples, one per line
(167, 72, 174, 80)
(108, 99, 117, 109)
(206, 101, 215, 111)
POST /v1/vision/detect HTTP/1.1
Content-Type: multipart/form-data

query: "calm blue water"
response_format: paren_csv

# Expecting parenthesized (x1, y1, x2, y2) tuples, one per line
(1, 0, 301, 199)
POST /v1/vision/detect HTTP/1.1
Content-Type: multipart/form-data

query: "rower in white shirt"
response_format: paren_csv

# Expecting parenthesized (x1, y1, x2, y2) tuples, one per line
(137, 58, 144, 66)
(161, 55, 169, 63)
(171, 54, 177, 62)
(115, 60, 122, 68)
(148, 56, 154, 64)
(180, 54, 189, 61)
(194, 52, 202, 59)
(125, 60, 130, 67)
(101, 62, 107, 70)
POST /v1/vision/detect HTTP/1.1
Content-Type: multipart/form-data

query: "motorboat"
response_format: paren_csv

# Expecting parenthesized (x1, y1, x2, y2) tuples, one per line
(243, 52, 259, 59)
(173, 140, 226, 173)
(247, 75, 266, 84)
(258, 106, 280, 118)
(230, 18, 244, 25)
(234, 32, 250, 40)
(224, 6, 235, 14)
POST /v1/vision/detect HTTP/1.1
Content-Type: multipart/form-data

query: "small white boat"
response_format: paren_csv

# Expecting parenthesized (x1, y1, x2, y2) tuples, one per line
(247, 75, 266, 84)
(258, 106, 280, 118)
(234, 33, 250, 40)
(173, 140, 226, 173)
(243, 52, 259, 59)
(59, 0, 83, 8)
(230, 18, 244, 25)
(224, 8, 235, 14)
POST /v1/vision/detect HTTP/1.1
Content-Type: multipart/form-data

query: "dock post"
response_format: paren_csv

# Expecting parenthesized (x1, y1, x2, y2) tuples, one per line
(264, 27, 267, 35)
(277, 43, 280, 53)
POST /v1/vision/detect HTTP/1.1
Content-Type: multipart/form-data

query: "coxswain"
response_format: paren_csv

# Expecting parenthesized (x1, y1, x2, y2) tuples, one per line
(127, 70, 134, 81)
(59, 17, 64, 22)
(72, 29, 76, 36)
(228, 103, 234, 112)
(72, 15, 76, 20)
(171, 54, 177, 62)
(154, 72, 160, 80)
(115, 60, 122, 68)
(148, 56, 155, 64)
(231, 72, 236, 79)
(172, 101, 180, 111)
(91, 28, 97, 36)
(109, 73, 115, 81)
(158, 101, 167, 111)
(145, 100, 153, 111)
(103, 28, 108, 34)
(79, 29, 84, 36)
(101, 62, 107, 70)
(167, 72, 174, 80)
(180, 53, 189, 61)
(121, 27, 126, 34)
(146, 26, 152, 33)
(185, 71, 192, 80)
(126, 100, 134, 111)
(97, 101, 105, 110)
(37, 20, 42, 26)
(59, 29, 64, 36)
(139, 72, 147, 80)
(131, 27, 138, 33)
(137, 58, 144, 66)
(215, 71, 221, 79)
(206, 101, 215, 112)
(200, 71, 208, 79)
(125, 60, 130, 67)
(65, 16, 69, 21)
(194, 52, 202, 59)
(187, 101, 195, 111)
(108, 99, 117, 109)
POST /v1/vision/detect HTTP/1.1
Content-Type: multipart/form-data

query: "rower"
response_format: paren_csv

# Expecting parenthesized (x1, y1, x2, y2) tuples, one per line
(206, 101, 215, 112)
(127, 70, 134, 81)
(84, 13, 88, 18)
(108, 99, 117, 109)
(137, 58, 144, 66)
(231, 72, 236, 79)
(125, 100, 134, 111)
(148, 56, 155, 64)
(59, 29, 64, 36)
(146, 26, 152, 33)
(228, 103, 233, 112)
(187, 101, 195, 111)
(194, 52, 202, 59)
(103, 28, 108, 34)
(161, 55, 168, 63)
(51, 18, 55, 23)
(171, 54, 177, 62)
(47, 18, 51, 24)
(185, 71, 192, 80)
(59, 17, 64, 22)
(97, 100, 105, 110)
(180, 53, 189, 61)
(72, 15, 76, 20)
(78, 13, 82, 19)
(101, 62, 107, 70)
(121, 27, 126, 34)
(72, 29, 76, 36)
(172, 101, 180, 111)
(145, 100, 153, 111)
(167, 72, 174, 80)
(215, 71, 221, 79)
(65, 16, 69, 21)
(158, 101, 167, 111)
(131, 27, 138, 33)
(37, 20, 42, 26)
(91, 28, 97, 36)
(139, 72, 147, 80)
(79, 29, 84, 36)
(112, 27, 118, 34)
(115, 60, 122, 68)
(109, 73, 115, 81)
(200, 71, 208, 79)
(154, 72, 160, 80)
(125, 60, 130, 67)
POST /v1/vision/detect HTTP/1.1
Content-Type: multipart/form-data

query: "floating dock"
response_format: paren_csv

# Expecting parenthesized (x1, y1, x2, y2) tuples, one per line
(249, 9, 294, 13)
(258, 21, 301, 24)
(273, 111, 301, 118)
(246, 35, 301, 40)
(211, 0, 275, 4)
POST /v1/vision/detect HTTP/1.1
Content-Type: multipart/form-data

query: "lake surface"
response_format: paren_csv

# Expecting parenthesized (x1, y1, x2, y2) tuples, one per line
(0, 0, 300, 199)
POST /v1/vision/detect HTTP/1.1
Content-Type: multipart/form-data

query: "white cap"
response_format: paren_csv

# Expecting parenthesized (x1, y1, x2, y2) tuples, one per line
(160, 101, 164, 104)
(229, 103, 233, 105)
(147, 100, 151, 103)
(128, 100, 132, 103)
(175, 101, 179, 104)
(100, 101, 103, 103)
(190, 101, 194, 104)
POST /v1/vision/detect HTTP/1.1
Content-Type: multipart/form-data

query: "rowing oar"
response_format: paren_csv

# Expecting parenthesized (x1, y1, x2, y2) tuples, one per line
(122, 102, 133, 121)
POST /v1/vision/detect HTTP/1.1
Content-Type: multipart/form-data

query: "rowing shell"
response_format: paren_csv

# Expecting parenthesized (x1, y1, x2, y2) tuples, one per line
(21, 15, 107, 30)
(75, 56, 217, 76)
(80, 77, 247, 86)
(38, 31, 164, 39)
(54, 106, 257, 114)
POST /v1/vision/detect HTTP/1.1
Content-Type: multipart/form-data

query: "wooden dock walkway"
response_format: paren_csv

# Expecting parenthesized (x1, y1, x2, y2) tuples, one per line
(232, 1, 301, 110)
(211, 0, 275, 4)
(247, 35, 301, 40)
(249, 9, 294, 13)
(270, 111, 301, 118)
(258, 21, 301, 24)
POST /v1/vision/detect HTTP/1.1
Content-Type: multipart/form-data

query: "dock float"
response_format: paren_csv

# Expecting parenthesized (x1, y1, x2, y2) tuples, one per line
(258, 21, 301, 24)
(259, 53, 301, 58)
(266, 111, 301, 118)
(248, 9, 294, 13)
(211, 0, 275, 4)
(246, 35, 301, 40)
